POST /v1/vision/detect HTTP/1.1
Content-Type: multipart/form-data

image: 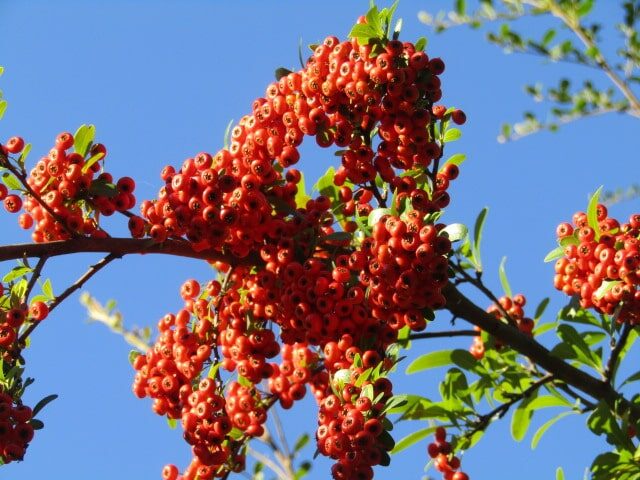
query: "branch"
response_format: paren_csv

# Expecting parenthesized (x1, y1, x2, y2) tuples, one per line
(605, 321, 634, 385)
(0, 237, 248, 264)
(547, 0, 640, 116)
(443, 282, 640, 420)
(246, 446, 290, 480)
(470, 374, 555, 434)
(409, 329, 478, 340)
(23, 255, 48, 301)
(16, 253, 120, 347)
(498, 106, 626, 143)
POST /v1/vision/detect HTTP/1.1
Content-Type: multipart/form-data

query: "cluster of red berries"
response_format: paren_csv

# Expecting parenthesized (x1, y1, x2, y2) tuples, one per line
(0, 392, 34, 464)
(1, 133, 136, 242)
(129, 19, 466, 478)
(470, 294, 533, 360)
(320, 375, 394, 480)
(427, 427, 470, 480)
(554, 205, 640, 324)
(0, 301, 49, 353)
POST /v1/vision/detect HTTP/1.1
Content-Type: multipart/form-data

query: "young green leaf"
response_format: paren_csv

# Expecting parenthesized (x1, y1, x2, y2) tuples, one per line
(472, 207, 488, 272)
(293, 433, 310, 454)
(74, 124, 96, 157)
(531, 411, 576, 449)
(511, 393, 537, 441)
(32, 394, 58, 417)
(556, 466, 565, 480)
(498, 256, 512, 298)
(390, 426, 435, 454)
(443, 128, 462, 143)
(415, 36, 427, 51)
(441, 223, 468, 242)
(586, 185, 603, 239)
(533, 298, 550, 321)
(544, 245, 565, 263)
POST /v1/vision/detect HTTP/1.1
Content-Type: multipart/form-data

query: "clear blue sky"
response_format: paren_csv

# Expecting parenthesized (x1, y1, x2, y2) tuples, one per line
(0, 1, 637, 479)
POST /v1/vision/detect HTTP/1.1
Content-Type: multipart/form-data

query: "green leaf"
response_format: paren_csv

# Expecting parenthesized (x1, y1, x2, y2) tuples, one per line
(348, 24, 378, 44)
(472, 207, 488, 272)
(2, 172, 23, 191)
(207, 362, 221, 379)
(30, 419, 44, 430)
(576, 0, 594, 17)
(74, 124, 96, 157)
(556, 324, 602, 370)
(511, 392, 537, 441)
(544, 245, 565, 263)
(128, 350, 141, 366)
(443, 128, 462, 143)
(415, 37, 427, 52)
(390, 426, 435, 454)
(620, 370, 640, 388)
(441, 223, 468, 242)
(167, 417, 177, 429)
(528, 395, 572, 410)
(0, 100, 7, 120)
(531, 411, 576, 449)
(295, 171, 311, 208)
(533, 298, 550, 321)
(32, 394, 58, 417)
(556, 466, 565, 480)
(88, 179, 117, 198)
(293, 433, 309, 454)
(455, 0, 466, 15)
(17, 143, 32, 167)
(275, 67, 293, 81)
(441, 153, 466, 168)
(498, 256, 512, 298)
(533, 321, 556, 337)
(542, 29, 557, 45)
(81, 152, 104, 174)
(42, 278, 54, 301)
(3, 266, 32, 283)
(406, 349, 475, 374)
(587, 185, 603, 240)
(223, 119, 233, 150)
(294, 461, 312, 480)
(368, 208, 391, 227)
(594, 280, 621, 300)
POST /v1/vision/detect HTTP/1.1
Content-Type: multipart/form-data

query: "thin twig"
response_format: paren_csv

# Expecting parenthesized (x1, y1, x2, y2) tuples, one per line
(23, 255, 48, 302)
(270, 407, 292, 461)
(409, 329, 478, 340)
(246, 446, 289, 480)
(546, 0, 640, 116)
(16, 253, 120, 347)
(444, 282, 640, 420)
(468, 374, 554, 436)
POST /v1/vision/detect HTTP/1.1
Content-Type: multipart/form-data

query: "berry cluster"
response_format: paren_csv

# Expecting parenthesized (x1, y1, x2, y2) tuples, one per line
(554, 206, 640, 324)
(0, 392, 34, 464)
(1, 133, 136, 242)
(469, 294, 532, 360)
(130, 22, 465, 479)
(427, 427, 470, 480)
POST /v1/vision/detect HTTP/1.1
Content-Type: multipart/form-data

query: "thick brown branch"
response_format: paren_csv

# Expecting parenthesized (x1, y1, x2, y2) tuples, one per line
(444, 283, 640, 420)
(0, 237, 246, 264)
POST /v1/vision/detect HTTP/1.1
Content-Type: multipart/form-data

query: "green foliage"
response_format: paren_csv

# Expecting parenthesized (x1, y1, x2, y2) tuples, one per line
(419, 0, 640, 143)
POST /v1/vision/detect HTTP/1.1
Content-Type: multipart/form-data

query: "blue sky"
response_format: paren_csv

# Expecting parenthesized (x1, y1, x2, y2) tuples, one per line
(0, 1, 637, 479)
